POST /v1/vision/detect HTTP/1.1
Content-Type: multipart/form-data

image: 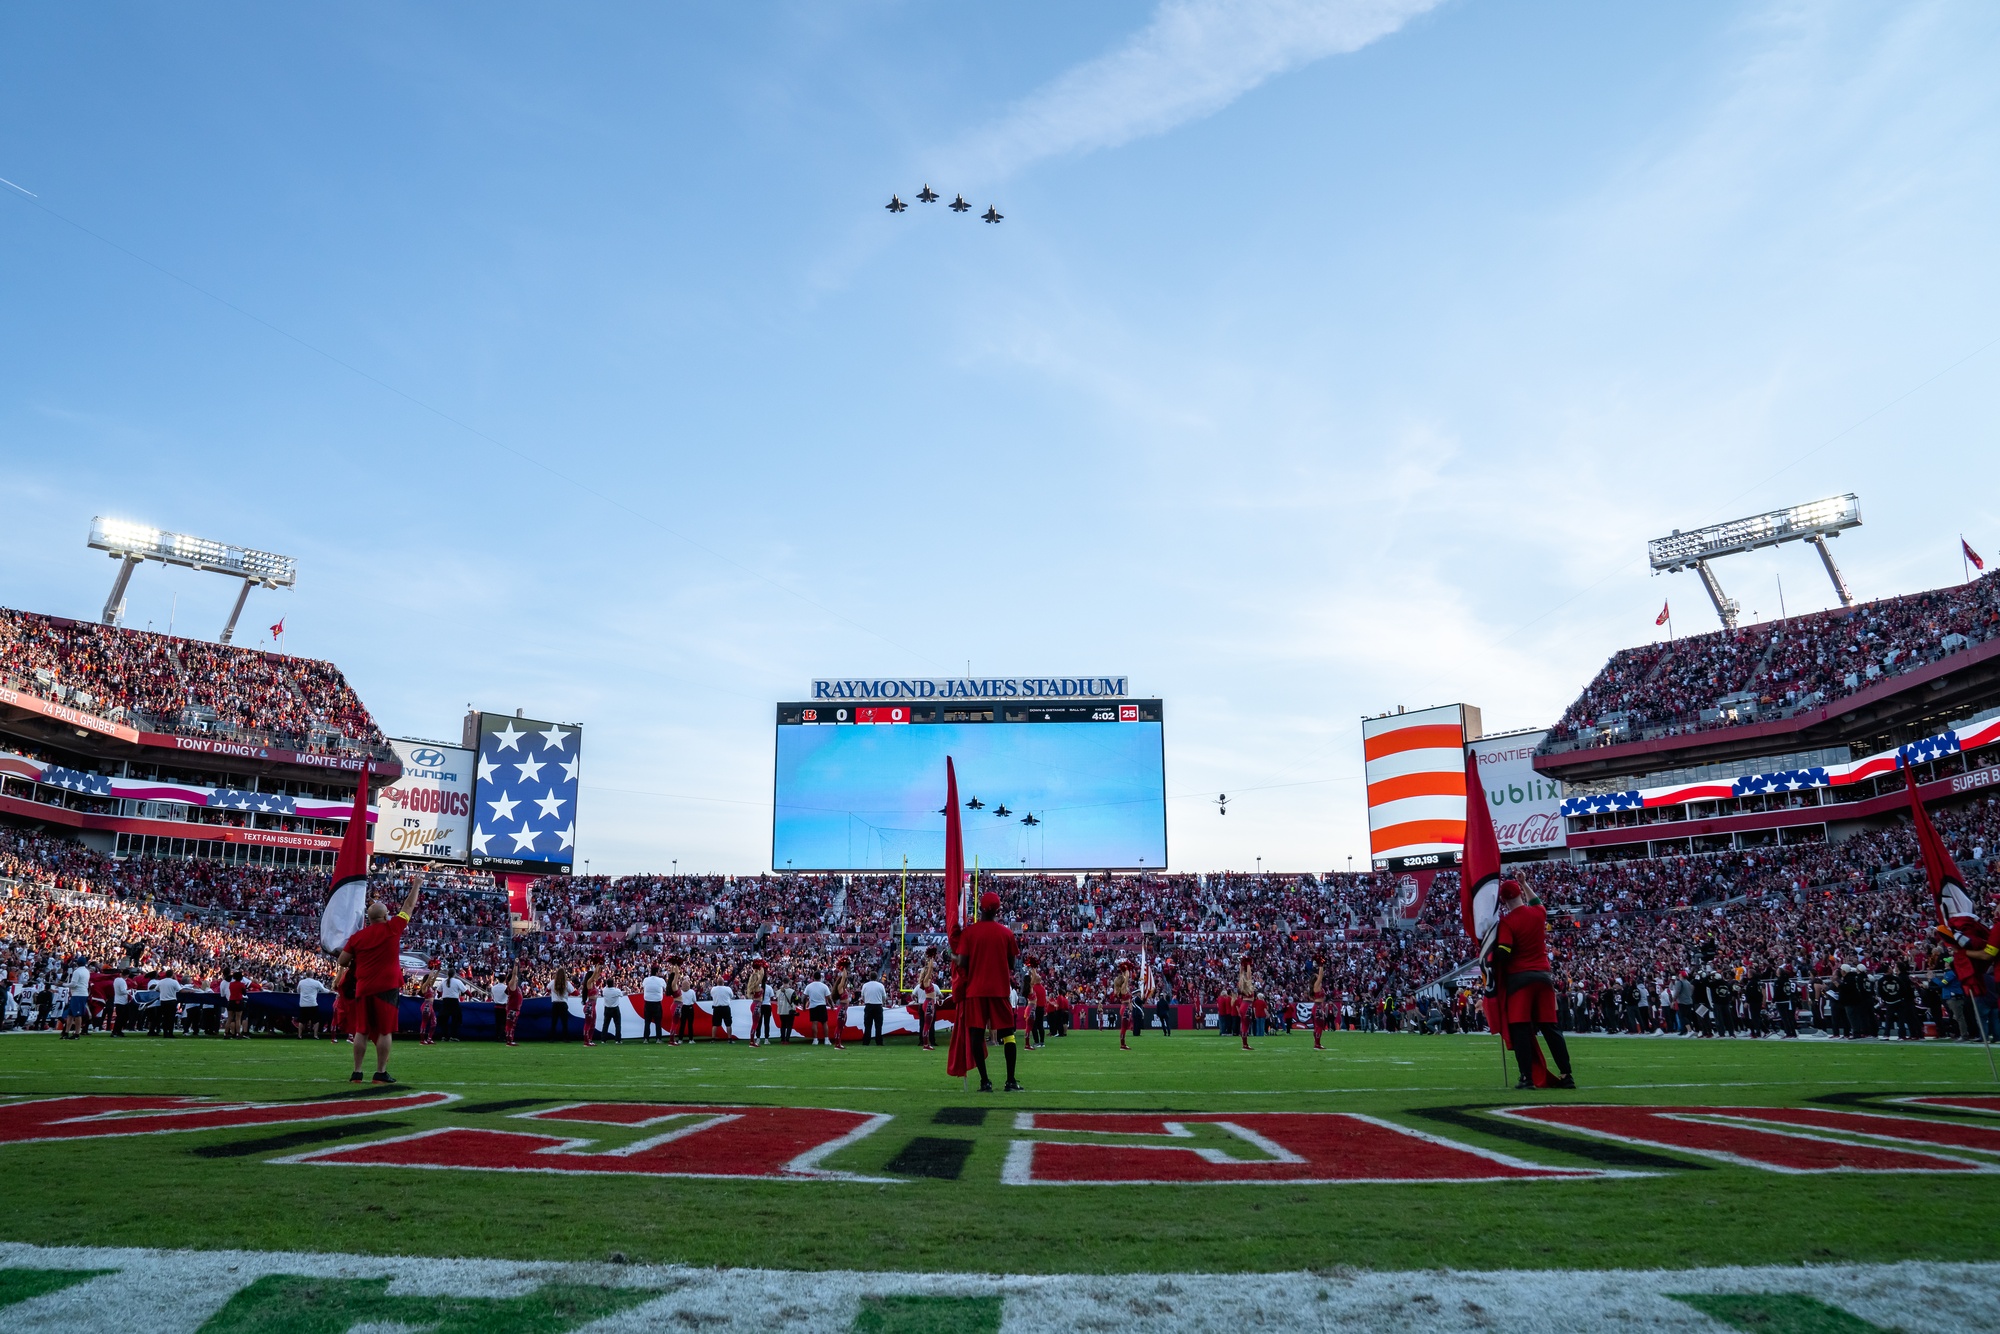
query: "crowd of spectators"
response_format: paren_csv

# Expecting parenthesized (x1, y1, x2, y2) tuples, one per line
(0, 607, 385, 751)
(6, 790, 1998, 1041)
(1550, 571, 2000, 742)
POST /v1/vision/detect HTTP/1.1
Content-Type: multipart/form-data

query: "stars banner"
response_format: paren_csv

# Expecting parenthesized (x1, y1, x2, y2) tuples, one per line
(468, 712, 582, 874)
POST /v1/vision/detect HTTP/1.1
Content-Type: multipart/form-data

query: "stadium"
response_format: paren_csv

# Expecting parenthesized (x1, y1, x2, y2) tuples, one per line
(9, 6, 2000, 1333)
(4, 505, 2000, 1333)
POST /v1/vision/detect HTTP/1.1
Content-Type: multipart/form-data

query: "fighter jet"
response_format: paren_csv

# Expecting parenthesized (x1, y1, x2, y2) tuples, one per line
(993, 805, 1011, 818)
(886, 194, 907, 213)
(1021, 813, 1040, 826)
(981, 205, 1003, 224)
(966, 797, 985, 811)
(916, 184, 939, 204)
(949, 194, 971, 213)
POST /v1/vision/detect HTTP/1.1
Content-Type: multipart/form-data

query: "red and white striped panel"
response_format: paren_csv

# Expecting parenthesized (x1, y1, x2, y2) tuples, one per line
(1363, 705, 1468, 860)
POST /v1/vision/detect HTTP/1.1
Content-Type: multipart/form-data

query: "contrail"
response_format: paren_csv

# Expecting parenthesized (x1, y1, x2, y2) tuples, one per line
(0, 176, 37, 197)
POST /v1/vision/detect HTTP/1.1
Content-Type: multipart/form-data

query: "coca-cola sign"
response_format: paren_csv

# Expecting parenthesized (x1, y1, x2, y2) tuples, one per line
(1468, 731, 1567, 853)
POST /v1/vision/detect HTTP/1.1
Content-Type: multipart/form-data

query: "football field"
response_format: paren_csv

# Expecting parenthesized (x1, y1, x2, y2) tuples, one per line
(4, 1027, 2000, 1331)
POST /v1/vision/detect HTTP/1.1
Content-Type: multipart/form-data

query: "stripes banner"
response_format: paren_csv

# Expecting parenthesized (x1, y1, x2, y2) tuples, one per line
(1362, 703, 1479, 864)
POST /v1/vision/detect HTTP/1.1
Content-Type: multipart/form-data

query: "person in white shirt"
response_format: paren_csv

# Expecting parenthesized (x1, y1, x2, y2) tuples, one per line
(676, 966, 698, 1045)
(297, 975, 324, 1039)
(599, 976, 626, 1043)
(774, 979, 797, 1043)
(860, 974, 888, 1046)
(64, 960, 93, 1039)
(804, 976, 832, 1045)
(435, 969, 465, 1042)
(153, 971, 181, 1038)
(709, 977, 736, 1042)
(489, 975, 509, 1005)
(640, 969, 668, 1043)
(110, 970, 131, 1037)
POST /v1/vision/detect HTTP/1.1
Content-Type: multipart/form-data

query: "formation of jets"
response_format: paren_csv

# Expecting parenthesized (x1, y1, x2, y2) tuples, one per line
(887, 184, 1002, 223)
(935, 794, 1040, 824)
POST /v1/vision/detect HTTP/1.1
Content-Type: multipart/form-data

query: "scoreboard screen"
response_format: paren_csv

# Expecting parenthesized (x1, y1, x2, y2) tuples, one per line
(772, 700, 1166, 871)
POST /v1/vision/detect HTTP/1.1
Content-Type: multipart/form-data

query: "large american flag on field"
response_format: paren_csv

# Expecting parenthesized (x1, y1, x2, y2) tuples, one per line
(470, 715, 580, 870)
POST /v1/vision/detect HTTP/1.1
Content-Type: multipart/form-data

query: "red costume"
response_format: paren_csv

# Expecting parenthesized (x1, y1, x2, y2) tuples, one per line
(957, 918, 1019, 1030)
(1494, 900, 1556, 1025)
(342, 912, 408, 1039)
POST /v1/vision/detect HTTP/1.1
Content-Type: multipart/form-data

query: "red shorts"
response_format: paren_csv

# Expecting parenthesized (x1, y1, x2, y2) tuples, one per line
(957, 996, 1016, 1031)
(357, 995, 401, 1039)
(1505, 980, 1557, 1026)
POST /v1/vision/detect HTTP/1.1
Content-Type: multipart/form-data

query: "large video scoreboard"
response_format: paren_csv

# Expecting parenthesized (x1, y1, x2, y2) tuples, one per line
(772, 698, 1166, 871)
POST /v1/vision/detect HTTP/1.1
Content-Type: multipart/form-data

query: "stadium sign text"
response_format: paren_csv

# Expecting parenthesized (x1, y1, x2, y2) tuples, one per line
(811, 676, 1128, 701)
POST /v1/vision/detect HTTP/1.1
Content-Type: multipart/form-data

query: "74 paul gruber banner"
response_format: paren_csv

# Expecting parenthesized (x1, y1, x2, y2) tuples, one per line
(372, 739, 475, 863)
(1468, 729, 1566, 854)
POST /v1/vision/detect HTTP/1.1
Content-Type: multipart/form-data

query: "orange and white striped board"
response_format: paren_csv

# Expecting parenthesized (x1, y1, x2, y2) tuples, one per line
(1362, 703, 1480, 864)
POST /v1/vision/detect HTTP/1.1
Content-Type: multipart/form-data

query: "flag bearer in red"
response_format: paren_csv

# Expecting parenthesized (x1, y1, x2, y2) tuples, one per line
(1461, 751, 1553, 1086)
(954, 890, 1022, 1092)
(1907, 765, 1999, 1043)
(1493, 878, 1575, 1090)
(1112, 960, 1136, 1050)
(336, 876, 421, 1083)
(1311, 960, 1330, 1050)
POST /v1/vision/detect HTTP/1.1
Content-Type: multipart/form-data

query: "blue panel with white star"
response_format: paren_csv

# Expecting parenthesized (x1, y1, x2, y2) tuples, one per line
(468, 714, 581, 873)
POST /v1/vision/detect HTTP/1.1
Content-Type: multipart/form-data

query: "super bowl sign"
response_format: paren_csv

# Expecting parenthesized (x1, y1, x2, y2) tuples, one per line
(373, 739, 475, 863)
(1468, 730, 1565, 854)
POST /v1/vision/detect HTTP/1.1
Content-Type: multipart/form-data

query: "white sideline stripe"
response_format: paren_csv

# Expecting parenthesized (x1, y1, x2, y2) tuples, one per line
(3, 1245, 2000, 1333)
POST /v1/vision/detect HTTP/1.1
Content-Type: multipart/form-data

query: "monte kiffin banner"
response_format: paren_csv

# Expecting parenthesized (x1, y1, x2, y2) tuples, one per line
(811, 676, 1128, 701)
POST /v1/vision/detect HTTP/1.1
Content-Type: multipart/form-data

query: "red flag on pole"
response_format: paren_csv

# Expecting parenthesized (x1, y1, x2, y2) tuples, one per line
(271, 618, 285, 641)
(943, 757, 975, 1078)
(319, 775, 372, 951)
(1460, 750, 1501, 945)
(1964, 539, 1985, 573)
(1655, 600, 1671, 627)
(1462, 750, 1545, 1083)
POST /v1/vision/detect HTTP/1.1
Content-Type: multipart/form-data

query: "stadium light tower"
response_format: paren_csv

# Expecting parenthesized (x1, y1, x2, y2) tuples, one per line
(1647, 494, 1861, 630)
(88, 516, 297, 643)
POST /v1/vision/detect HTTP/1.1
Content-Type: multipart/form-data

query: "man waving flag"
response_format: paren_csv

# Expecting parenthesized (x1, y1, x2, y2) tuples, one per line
(1462, 751, 1561, 1087)
(320, 777, 373, 952)
(1905, 762, 1997, 1062)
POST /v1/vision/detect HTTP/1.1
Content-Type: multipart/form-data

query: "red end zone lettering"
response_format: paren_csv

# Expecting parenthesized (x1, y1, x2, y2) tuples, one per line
(0, 1092, 454, 1145)
(1500, 1105, 2000, 1173)
(282, 1103, 892, 1181)
(1903, 1095, 2000, 1116)
(1002, 1112, 1614, 1185)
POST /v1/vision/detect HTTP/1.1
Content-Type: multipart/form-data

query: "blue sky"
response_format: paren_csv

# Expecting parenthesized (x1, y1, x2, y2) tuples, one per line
(2, 1, 1996, 874)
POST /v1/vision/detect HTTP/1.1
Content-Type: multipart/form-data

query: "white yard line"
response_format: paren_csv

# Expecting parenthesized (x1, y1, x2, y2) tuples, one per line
(1, 1245, 1997, 1333)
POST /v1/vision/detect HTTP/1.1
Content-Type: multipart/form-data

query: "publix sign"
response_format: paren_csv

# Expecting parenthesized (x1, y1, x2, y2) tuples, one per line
(1468, 730, 1566, 853)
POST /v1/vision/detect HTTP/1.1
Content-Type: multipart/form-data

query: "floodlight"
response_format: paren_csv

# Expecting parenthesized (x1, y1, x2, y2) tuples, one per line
(1647, 495, 1861, 629)
(88, 516, 297, 642)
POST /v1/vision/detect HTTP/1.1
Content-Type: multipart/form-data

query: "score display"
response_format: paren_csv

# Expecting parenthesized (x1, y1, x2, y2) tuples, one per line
(772, 700, 1166, 871)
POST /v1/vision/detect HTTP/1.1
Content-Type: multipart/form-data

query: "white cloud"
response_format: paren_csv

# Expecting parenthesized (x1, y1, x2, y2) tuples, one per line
(956, 0, 1445, 181)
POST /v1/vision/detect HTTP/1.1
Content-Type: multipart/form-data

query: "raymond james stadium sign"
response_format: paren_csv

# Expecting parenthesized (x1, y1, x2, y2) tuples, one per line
(811, 676, 1129, 701)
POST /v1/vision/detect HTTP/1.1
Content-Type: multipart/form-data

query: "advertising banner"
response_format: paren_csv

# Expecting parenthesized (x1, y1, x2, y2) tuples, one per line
(374, 739, 475, 862)
(1468, 730, 1565, 854)
(1363, 703, 1481, 866)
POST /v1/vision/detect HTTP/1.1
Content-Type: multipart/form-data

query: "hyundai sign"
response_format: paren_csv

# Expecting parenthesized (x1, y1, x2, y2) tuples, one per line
(373, 739, 476, 863)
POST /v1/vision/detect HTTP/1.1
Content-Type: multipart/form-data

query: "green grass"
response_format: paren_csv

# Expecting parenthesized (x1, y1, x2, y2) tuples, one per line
(2, 1028, 1997, 1274)
(1671, 1292, 1895, 1333)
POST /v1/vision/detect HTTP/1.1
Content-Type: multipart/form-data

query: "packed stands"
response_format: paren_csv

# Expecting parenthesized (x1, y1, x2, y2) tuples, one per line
(7, 788, 1996, 1039)
(1550, 572, 2000, 742)
(0, 607, 385, 752)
